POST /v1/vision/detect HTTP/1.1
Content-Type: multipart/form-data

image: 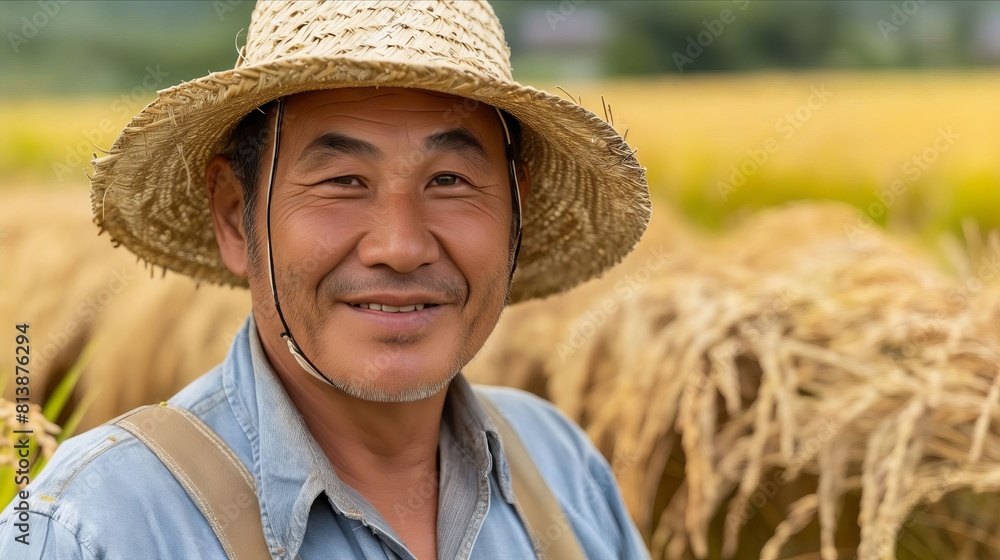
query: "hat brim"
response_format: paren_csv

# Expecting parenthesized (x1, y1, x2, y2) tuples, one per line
(91, 57, 650, 302)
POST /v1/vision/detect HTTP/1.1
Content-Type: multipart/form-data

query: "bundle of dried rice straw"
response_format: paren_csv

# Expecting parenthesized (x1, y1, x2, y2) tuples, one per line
(0, 188, 250, 430)
(469, 201, 1000, 559)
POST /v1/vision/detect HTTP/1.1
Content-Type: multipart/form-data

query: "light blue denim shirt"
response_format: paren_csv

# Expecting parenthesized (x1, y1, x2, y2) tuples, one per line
(0, 317, 649, 559)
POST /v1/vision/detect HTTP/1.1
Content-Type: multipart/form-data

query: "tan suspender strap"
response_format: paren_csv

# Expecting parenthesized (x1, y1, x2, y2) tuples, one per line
(112, 399, 583, 560)
(113, 404, 273, 560)
(478, 395, 587, 560)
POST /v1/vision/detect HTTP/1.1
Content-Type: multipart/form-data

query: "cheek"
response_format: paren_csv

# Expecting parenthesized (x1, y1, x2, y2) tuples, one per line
(275, 202, 360, 284)
(431, 204, 511, 272)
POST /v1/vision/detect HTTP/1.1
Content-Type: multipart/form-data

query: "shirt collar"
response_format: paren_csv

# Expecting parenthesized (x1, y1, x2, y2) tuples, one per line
(222, 315, 514, 559)
(441, 374, 514, 502)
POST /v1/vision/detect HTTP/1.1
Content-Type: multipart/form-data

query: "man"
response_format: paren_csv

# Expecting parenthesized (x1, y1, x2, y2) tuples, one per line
(0, 1, 650, 558)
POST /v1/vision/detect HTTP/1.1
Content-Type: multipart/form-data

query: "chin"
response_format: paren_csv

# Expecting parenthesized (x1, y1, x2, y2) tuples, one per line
(310, 316, 473, 399)
(335, 366, 457, 403)
(322, 347, 463, 403)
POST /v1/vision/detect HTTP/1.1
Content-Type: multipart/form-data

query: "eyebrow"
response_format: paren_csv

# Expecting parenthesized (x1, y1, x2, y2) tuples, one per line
(296, 127, 494, 174)
(299, 133, 384, 168)
(423, 128, 490, 161)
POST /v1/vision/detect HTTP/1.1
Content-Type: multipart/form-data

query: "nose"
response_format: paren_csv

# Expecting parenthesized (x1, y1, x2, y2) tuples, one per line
(356, 192, 439, 273)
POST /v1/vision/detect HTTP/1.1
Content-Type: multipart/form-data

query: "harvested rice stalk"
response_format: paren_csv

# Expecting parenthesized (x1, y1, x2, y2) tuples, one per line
(470, 202, 1000, 559)
(0, 187, 250, 429)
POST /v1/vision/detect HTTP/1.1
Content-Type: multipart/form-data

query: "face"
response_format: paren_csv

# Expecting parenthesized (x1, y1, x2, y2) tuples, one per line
(211, 87, 526, 402)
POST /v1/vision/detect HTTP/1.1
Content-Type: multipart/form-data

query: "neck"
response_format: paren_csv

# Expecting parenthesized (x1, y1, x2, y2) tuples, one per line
(293, 377, 446, 487)
(271, 341, 444, 558)
(256, 319, 446, 496)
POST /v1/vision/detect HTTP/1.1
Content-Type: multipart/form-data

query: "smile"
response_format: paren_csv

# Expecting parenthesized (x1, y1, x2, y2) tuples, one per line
(349, 303, 440, 313)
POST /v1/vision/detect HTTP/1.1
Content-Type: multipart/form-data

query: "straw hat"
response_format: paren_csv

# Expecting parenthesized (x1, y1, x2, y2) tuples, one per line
(90, 0, 650, 303)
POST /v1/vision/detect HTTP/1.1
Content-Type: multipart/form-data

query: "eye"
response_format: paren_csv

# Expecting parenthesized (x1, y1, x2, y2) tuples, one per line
(329, 176, 362, 186)
(430, 174, 460, 187)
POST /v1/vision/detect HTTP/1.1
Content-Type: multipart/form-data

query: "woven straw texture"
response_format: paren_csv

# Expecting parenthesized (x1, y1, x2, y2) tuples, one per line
(90, 0, 650, 302)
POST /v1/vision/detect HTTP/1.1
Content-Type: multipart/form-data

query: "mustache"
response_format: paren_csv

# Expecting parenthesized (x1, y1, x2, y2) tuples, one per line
(321, 269, 467, 303)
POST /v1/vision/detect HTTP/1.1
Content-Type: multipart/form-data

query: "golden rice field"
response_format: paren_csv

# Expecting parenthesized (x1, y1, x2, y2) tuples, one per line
(567, 71, 1000, 236)
(3, 72, 1000, 559)
(2, 71, 999, 238)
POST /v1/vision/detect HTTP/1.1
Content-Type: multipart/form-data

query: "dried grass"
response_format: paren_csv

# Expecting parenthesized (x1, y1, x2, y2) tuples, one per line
(0, 187, 249, 430)
(469, 202, 1000, 559)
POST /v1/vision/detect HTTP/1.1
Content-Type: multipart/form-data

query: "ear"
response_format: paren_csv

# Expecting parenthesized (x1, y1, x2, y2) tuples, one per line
(205, 154, 249, 278)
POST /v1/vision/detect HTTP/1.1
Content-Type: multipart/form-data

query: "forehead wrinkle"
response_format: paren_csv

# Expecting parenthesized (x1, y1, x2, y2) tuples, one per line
(283, 94, 506, 177)
(300, 99, 471, 122)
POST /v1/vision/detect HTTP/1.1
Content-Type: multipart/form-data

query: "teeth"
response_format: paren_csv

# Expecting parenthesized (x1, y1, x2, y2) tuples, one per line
(353, 303, 430, 313)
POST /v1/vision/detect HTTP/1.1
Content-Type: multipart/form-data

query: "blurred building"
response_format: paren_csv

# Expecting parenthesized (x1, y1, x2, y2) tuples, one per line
(514, 5, 611, 80)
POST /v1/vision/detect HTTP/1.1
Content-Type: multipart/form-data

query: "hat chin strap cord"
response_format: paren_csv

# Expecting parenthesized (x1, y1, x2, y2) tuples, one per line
(262, 97, 522, 386)
(262, 98, 330, 385)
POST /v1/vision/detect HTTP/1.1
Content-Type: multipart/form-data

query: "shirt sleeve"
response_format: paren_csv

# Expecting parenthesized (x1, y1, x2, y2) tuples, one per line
(0, 513, 94, 560)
